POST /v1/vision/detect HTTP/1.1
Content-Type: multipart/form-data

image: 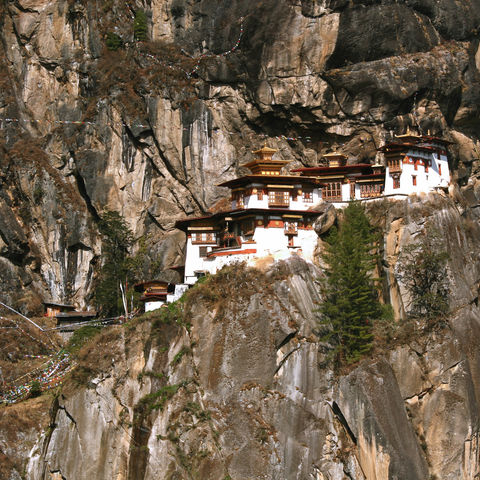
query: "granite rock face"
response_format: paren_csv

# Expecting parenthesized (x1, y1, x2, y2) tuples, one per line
(1, 0, 480, 306)
(1, 2, 480, 477)
(20, 196, 480, 480)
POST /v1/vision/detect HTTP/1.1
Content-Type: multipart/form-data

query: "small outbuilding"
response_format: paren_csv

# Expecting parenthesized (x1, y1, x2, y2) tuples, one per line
(134, 281, 176, 312)
(43, 301, 76, 318)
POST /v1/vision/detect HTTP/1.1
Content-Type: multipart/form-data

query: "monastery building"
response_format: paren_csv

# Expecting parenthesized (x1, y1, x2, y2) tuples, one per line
(176, 145, 322, 285)
(175, 132, 451, 286)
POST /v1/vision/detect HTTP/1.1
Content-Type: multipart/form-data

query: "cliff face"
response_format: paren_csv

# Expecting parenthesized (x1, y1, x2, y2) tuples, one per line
(1, 0, 480, 307)
(2, 1, 480, 478)
(21, 196, 480, 480)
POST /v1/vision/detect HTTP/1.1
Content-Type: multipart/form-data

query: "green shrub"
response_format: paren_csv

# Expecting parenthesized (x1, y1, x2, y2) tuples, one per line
(106, 32, 123, 51)
(397, 226, 449, 321)
(66, 325, 102, 354)
(134, 10, 148, 41)
(170, 347, 191, 366)
(29, 380, 42, 398)
(139, 382, 186, 411)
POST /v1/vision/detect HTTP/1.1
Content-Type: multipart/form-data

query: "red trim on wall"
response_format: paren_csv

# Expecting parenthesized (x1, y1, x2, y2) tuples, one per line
(207, 249, 257, 258)
(267, 220, 284, 228)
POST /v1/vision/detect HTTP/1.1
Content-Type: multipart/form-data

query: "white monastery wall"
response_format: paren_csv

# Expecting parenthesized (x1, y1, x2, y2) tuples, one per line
(383, 151, 450, 196)
(145, 300, 165, 312)
(183, 224, 317, 285)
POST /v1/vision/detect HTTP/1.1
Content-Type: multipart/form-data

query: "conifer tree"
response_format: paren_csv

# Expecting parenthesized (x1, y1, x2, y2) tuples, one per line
(95, 210, 134, 317)
(318, 202, 386, 364)
(133, 9, 148, 42)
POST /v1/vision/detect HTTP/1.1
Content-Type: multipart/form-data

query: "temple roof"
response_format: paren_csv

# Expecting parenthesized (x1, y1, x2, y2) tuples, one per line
(175, 207, 321, 230)
(241, 145, 290, 175)
(292, 163, 376, 175)
(378, 142, 441, 153)
(218, 174, 320, 188)
(43, 301, 75, 310)
(134, 280, 172, 292)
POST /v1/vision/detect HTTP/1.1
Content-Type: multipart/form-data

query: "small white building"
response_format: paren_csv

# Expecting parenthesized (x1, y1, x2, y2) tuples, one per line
(176, 146, 322, 285)
(134, 281, 173, 312)
(380, 131, 451, 196)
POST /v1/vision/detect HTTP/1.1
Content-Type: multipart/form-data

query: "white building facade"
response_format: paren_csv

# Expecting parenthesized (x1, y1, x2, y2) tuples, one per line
(381, 133, 451, 196)
(177, 146, 322, 285)
(177, 135, 452, 286)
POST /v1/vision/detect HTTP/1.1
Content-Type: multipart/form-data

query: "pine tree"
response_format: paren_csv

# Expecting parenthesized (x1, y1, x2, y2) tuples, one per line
(318, 202, 386, 364)
(95, 210, 134, 317)
(133, 9, 148, 42)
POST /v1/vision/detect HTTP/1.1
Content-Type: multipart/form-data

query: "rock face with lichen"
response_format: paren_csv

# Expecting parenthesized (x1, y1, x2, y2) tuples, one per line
(1, 0, 480, 308)
(17, 195, 480, 480)
(2, 0, 480, 478)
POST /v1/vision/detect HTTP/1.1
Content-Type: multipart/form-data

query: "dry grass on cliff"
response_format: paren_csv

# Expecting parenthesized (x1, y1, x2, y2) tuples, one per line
(6, 138, 83, 210)
(0, 395, 51, 479)
(0, 316, 60, 384)
(92, 41, 198, 120)
(184, 263, 270, 320)
(65, 326, 124, 389)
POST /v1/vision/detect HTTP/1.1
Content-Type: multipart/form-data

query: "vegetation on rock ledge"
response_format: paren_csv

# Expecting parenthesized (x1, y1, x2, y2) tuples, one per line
(318, 202, 390, 365)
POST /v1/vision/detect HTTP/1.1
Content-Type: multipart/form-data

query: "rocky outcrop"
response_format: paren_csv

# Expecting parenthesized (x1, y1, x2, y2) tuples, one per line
(0, 0, 480, 307)
(18, 196, 480, 479)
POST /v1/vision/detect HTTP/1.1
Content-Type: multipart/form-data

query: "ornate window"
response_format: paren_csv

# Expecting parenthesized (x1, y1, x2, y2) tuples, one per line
(360, 183, 382, 198)
(302, 190, 313, 203)
(192, 233, 216, 244)
(235, 192, 244, 208)
(322, 182, 342, 201)
(392, 176, 400, 189)
(241, 219, 255, 236)
(412, 175, 417, 186)
(284, 222, 298, 235)
(268, 190, 290, 207)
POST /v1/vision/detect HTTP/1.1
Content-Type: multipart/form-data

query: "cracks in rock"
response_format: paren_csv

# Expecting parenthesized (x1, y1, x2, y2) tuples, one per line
(440, 358, 464, 376)
(404, 385, 435, 402)
(319, 73, 351, 119)
(122, 123, 152, 172)
(144, 152, 165, 179)
(69, 151, 100, 222)
(330, 401, 357, 445)
(58, 405, 78, 430)
(147, 211, 166, 231)
(276, 332, 297, 350)
(148, 122, 207, 214)
(274, 344, 301, 376)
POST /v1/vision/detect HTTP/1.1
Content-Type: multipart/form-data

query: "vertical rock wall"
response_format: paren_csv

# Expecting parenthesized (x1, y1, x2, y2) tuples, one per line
(1, 0, 480, 307)
(23, 195, 480, 479)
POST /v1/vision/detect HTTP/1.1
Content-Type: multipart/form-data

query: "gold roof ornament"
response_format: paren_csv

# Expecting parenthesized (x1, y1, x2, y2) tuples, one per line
(242, 144, 290, 175)
(395, 126, 422, 141)
(252, 144, 278, 160)
(322, 152, 348, 167)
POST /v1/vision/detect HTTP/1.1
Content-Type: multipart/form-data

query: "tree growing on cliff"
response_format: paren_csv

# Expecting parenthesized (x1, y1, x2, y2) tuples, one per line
(95, 210, 134, 317)
(133, 9, 148, 41)
(318, 202, 387, 364)
(397, 226, 449, 321)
